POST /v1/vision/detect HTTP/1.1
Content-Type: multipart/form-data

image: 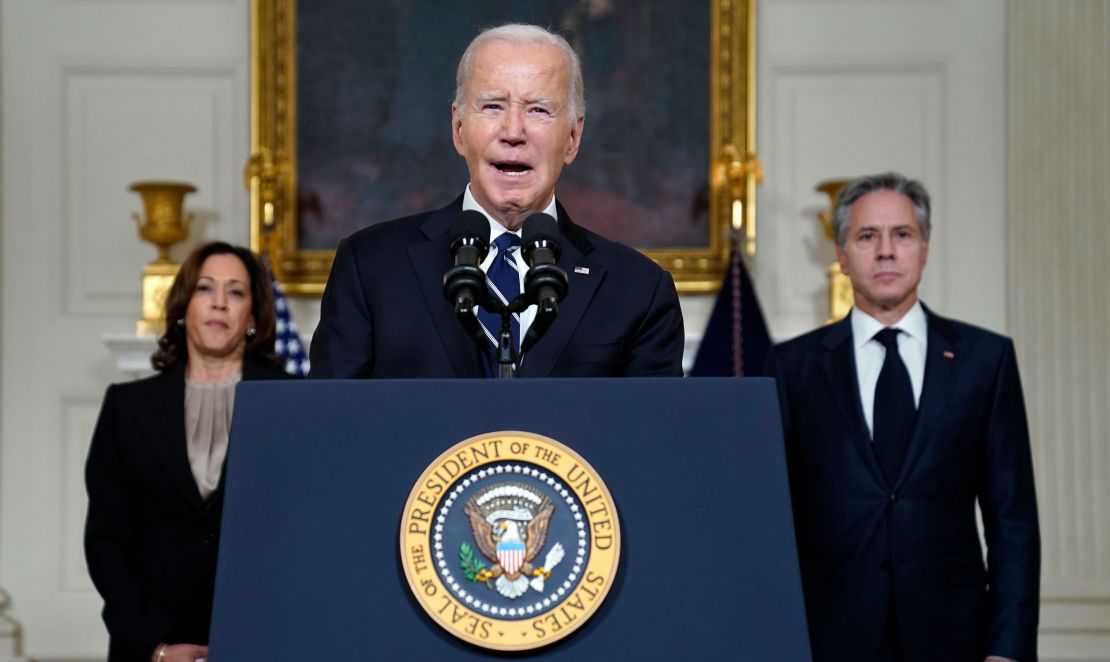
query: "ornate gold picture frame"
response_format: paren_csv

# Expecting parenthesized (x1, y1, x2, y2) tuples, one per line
(247, 0, 757, 295)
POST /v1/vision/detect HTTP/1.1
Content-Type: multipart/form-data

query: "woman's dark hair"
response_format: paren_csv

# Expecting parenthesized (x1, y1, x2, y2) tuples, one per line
(151, 241, 281, 371)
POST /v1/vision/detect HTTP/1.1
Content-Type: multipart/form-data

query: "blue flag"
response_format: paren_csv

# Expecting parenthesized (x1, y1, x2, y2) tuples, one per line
(689, 249, 771, 377)
(271, 274, 310, 376)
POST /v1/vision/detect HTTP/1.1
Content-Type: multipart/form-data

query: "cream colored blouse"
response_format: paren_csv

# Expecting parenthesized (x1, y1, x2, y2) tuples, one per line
(184, 374, 241, 500)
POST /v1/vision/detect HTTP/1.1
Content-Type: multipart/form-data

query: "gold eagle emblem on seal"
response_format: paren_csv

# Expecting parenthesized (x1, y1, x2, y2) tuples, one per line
(400, 431, 620, 651)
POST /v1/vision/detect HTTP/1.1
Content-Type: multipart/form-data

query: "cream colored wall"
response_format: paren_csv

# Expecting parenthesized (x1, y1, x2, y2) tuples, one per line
(755, 0, 1008, 340)
(0, 0, 1105, 660)
(1008, 1, 1110, 657)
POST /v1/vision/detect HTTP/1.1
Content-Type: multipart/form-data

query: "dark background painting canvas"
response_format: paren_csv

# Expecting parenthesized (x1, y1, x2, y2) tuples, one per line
(296, 0, 709, 251)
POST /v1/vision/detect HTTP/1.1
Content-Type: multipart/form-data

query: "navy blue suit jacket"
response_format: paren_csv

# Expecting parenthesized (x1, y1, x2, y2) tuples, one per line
(309, 199, 684, 378)
(765, 307, 1039, 662)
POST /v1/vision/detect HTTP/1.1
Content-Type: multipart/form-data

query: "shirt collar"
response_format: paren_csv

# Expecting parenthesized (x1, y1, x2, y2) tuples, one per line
(850, 300, 927, 350)
(462, 184, 558, 242)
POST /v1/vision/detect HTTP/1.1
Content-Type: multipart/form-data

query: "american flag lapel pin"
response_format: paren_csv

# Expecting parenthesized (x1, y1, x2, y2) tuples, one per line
(574, 266, 590, 275)
(943, 351, 955, 359)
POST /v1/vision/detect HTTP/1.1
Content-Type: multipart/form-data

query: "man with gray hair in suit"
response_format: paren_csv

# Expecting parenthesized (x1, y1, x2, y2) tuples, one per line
(310, 23, 684, 379)
(766, 172, 1040, 661)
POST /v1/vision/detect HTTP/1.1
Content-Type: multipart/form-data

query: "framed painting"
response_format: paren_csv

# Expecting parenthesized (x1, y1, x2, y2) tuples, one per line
(247, 0, 758, 295)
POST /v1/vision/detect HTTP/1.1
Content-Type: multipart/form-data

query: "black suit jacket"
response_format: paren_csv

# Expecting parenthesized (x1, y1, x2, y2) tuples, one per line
(309, 198, 684, 378)
(765, 307, 1039, 662)
(84, 357, 293, 661)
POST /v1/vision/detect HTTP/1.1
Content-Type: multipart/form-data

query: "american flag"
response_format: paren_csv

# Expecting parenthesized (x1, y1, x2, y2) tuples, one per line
(689, 244, 771, 377)
(271, 275, 310, 376)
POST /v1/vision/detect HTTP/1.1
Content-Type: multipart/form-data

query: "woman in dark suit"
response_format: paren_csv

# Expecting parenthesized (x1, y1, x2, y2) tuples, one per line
(84, 242, 294, 661)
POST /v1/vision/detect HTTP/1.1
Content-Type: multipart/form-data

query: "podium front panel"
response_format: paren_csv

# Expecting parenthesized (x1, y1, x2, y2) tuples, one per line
(210, 378, 810, 660)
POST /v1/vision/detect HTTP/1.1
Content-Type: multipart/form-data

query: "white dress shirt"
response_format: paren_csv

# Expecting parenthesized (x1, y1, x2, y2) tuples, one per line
(850, 301, 928, 439)
(463, 185, 556, 349)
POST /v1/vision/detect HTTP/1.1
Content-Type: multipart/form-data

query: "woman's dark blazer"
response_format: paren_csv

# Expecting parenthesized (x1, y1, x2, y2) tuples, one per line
(84, 356, 294, 661)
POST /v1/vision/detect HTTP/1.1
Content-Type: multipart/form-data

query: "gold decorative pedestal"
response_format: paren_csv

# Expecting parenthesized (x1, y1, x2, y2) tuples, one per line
(816, 179, 854, 323)
(129, 181, 195, 335)
(137, 261, 180, 336)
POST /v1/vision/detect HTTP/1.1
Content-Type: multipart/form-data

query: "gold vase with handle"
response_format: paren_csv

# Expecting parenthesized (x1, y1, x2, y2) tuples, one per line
(129, 181, 195, 335)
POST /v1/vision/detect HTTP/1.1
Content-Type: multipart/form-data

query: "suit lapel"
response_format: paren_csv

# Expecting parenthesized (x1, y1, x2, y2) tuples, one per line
(408, 200, 485, 378)
(893, 306, 961, 488)
(818, 317, 889, 487)
(517, 206, 602, 377)
(146, 365, 208, 517)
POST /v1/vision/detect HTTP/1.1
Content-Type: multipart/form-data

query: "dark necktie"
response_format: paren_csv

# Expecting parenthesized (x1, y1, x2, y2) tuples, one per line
(476, 233, 522, 374)
(872, 328, 916, 483)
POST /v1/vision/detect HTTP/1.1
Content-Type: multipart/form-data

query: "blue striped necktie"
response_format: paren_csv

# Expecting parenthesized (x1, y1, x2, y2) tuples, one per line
(477, 233, 522, 373)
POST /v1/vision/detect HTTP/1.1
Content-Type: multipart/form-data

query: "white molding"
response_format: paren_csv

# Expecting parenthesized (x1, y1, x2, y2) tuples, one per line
(101, 334, 157, 379)
(59, 62, 241, 317)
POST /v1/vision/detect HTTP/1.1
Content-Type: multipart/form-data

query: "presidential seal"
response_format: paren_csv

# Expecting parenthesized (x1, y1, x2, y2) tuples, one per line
(400, 431, 620, 651)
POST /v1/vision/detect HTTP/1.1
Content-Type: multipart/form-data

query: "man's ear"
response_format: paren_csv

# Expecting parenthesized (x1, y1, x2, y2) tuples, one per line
(835, 244, 849, 276)
(563, 115, 585, 165)
(451, 105, 465, 157)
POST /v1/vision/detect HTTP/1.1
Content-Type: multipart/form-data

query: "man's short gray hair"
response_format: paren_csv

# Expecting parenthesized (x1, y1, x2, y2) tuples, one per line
(453, 23, 586, 125)
(832, 172, 932, 247)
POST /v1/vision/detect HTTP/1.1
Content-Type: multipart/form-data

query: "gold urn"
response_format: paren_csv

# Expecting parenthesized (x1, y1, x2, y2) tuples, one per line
(129, 181, 196, 335)
(815, 179, 854, 323)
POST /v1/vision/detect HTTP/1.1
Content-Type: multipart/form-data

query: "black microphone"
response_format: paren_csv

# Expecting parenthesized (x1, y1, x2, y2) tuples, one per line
(521, 213, 569, 353)
(443, 211, 490, 341)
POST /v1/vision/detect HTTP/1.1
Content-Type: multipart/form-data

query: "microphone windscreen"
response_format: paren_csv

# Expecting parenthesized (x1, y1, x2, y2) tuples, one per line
(451, 210, 490, 245)
(522, 213, 559, 246)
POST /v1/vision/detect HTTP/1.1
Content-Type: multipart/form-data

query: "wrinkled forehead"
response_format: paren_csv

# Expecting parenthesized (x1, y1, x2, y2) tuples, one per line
(466, 41, 570, 96)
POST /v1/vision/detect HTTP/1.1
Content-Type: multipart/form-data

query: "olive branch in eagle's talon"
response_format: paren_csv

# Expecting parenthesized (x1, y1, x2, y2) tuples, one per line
(459, 542, 489, 583)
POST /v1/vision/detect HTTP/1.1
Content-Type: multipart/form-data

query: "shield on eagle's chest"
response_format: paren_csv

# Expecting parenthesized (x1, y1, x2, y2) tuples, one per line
(497, 539, 525, 575)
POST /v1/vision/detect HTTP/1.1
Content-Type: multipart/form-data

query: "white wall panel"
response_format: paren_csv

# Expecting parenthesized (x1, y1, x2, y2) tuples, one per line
(60, 397, 101, 593)
(1008, 1, 1110, 657)
(62, 65, 238, 315)
(761, 62, 945, 337)
(757, 0, 1006, 342)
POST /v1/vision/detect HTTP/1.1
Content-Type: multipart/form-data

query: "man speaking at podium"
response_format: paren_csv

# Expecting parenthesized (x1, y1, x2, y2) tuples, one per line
(766, 173, 1040, 661)
(309, 24, 683, 379)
